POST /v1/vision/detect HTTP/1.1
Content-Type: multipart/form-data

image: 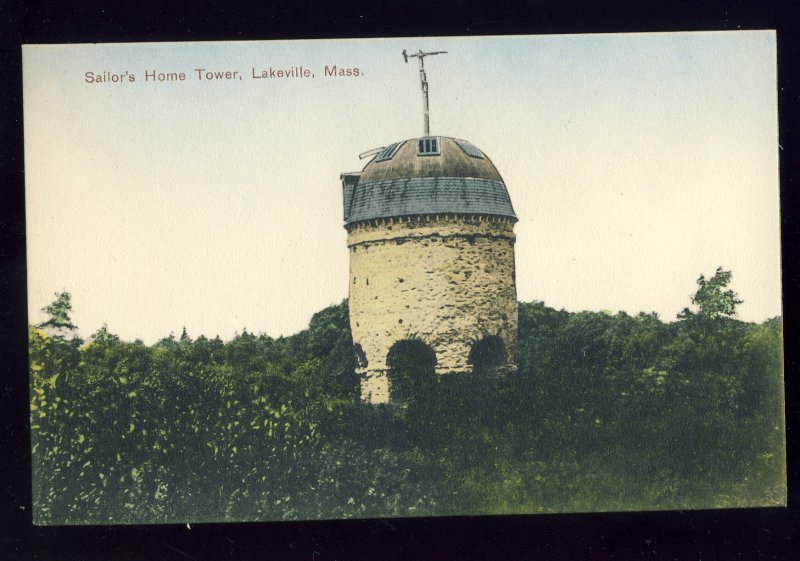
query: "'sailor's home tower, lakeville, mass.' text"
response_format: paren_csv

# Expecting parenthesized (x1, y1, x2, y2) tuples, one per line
(341, 50, 519, 403)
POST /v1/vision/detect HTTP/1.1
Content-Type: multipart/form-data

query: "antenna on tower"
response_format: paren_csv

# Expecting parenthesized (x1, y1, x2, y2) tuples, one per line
(403, 49, 447, 136)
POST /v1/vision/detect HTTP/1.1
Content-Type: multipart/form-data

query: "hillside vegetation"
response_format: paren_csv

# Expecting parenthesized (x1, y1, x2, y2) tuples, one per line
(29, 269, 785, 523)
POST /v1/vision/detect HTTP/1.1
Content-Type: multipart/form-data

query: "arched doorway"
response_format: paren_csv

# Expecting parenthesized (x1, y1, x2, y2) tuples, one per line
(468, 335, 506, 377)
(386, 339, 437, 405)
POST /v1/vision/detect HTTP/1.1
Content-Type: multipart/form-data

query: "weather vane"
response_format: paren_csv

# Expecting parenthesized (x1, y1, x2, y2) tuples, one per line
(403, 49, 448, 136)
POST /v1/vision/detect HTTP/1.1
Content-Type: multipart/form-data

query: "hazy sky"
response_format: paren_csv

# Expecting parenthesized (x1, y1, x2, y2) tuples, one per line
(24, 32, 781, 343)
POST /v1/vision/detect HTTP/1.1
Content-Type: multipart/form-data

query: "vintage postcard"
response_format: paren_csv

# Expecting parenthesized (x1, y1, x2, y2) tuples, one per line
(23, 33, 785, 524)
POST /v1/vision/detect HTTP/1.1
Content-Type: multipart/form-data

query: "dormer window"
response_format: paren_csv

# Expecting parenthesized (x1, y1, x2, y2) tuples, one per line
(453, 138, 485, 159)
(417, 137, 440, 156)
(375, 141, 404, 162)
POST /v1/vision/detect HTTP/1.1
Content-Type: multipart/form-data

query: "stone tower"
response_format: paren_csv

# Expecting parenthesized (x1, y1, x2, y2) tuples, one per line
(341, 136, 518, 403)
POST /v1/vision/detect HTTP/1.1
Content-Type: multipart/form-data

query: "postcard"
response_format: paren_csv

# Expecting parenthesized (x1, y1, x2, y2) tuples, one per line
(23, 33, 785, 524)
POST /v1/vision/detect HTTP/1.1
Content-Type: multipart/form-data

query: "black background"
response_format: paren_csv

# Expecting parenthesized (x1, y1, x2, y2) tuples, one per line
(1, 1, 798, 559)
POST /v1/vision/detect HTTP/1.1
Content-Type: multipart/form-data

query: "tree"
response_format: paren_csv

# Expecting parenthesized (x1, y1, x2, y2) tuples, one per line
(180, 326, 191, 344)
(679, 267, 743, 321)
(38, 291, 77, 336)
(91, 323, 120, 346)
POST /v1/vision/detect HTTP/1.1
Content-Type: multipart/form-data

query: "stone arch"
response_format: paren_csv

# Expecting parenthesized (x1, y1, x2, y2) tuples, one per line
(386, 339, 437, 404)
(468, 335, 506, 377)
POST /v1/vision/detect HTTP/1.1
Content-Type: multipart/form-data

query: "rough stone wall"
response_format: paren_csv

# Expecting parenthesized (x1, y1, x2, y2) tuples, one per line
(347, 214, 517, 403)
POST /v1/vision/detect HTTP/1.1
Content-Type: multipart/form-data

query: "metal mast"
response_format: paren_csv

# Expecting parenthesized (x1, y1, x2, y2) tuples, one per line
(403, 49, 447, 136)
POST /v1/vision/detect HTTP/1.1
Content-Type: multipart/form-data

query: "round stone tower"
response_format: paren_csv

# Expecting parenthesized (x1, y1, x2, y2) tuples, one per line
(341, 136, 518, 403)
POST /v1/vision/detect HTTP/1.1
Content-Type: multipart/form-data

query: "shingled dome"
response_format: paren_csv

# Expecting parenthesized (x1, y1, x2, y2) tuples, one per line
(342, 136, 516, 225)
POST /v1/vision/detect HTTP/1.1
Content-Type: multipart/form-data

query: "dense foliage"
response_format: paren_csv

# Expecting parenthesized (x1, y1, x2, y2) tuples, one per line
(29, 271, 785, 524)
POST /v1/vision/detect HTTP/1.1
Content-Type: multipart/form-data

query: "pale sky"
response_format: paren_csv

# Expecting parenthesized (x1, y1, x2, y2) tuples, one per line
(23, 32, 781, 344)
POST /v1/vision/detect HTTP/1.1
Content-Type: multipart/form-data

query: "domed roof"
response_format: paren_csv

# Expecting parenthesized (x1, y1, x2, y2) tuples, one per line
(342, 136, 516, 226)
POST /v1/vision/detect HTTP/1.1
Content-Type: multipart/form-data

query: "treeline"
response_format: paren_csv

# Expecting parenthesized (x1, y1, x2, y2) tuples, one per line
(29, 270, 785, 524)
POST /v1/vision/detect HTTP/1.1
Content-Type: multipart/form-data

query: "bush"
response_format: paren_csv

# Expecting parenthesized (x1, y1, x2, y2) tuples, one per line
(29, 292, 785, 523)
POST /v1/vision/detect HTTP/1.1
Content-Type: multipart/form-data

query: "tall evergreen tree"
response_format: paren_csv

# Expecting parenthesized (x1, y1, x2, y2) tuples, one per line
(37, 291, 77, 338)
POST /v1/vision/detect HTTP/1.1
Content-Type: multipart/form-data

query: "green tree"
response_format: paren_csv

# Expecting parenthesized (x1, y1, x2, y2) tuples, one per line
(679, 267, 743, 320)
(91, 323, 120, 345)
(37, 291, 78, 337)
(179, 326, 191, 344)
(32, 291, 82, 383)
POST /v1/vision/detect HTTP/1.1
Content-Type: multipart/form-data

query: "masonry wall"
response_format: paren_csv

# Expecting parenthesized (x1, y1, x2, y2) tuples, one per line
(347, 214, 517, 403)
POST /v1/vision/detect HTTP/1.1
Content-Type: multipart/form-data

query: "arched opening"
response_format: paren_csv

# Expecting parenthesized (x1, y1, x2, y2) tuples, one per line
(386, 339, 437, 405)
(468, 335, 506, 377)
(465, 335, 507, 426)
(352, 343, 368, 369)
